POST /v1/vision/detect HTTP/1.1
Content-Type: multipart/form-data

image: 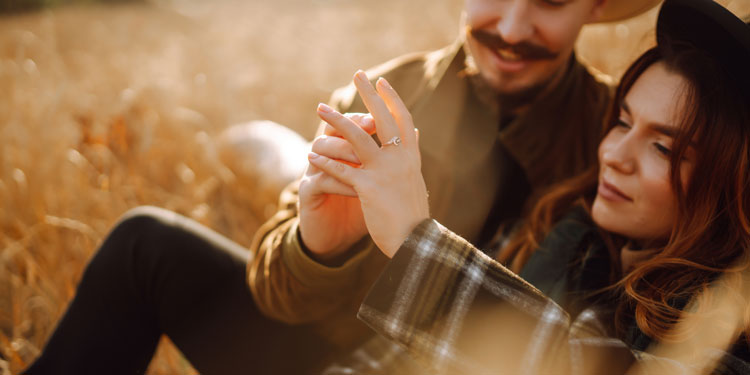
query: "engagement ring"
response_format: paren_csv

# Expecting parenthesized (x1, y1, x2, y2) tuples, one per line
(382, 136, 401, 147)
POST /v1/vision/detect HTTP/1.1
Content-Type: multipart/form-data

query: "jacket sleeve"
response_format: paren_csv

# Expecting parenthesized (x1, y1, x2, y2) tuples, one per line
(357, 219, 749, 375)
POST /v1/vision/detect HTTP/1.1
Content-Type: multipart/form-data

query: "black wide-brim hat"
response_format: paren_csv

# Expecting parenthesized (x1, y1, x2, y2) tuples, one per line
(657, 0, 750, 100)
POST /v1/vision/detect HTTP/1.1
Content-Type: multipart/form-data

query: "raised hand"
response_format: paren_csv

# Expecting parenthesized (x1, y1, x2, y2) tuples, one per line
(308, 71, 429, 258)
(297, 113, 375, 262)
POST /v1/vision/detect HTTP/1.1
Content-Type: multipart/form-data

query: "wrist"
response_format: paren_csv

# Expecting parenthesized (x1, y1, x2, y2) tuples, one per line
(282, 223, 375, 291)
(383, 215, 431, 258)
(299, 231, 366, 267)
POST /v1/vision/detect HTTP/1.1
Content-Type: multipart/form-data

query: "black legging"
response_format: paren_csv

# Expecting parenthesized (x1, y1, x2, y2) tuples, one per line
(24, 206, 336, 375)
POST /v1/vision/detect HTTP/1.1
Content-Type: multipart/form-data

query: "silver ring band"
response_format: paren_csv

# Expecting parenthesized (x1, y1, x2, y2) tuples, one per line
(382, 136, 401, 147)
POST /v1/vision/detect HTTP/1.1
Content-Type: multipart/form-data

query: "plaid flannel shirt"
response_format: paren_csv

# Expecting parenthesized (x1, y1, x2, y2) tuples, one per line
(322, 219, 750, 375)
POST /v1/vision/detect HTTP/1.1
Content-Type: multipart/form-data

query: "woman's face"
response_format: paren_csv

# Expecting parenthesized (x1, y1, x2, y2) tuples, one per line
(592, 62, 695, 243)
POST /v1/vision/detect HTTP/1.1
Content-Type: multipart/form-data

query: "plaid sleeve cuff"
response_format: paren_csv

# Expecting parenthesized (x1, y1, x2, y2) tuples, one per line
(281, 219, 375, 291)
(358, 219, 571, 374)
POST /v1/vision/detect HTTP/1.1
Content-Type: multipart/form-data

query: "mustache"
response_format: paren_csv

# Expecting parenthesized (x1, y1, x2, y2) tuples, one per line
(469, 28, 559, 61)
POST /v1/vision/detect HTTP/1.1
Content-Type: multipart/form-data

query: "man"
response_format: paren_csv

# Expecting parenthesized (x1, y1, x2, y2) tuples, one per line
(249, 0, 660, 367)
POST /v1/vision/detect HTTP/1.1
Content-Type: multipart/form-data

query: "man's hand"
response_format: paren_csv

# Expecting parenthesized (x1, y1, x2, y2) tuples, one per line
(298, 113, 375, 262)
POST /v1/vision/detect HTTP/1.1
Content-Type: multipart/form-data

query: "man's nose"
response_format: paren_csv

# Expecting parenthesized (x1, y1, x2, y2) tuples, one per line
(496, 0, 534, 45)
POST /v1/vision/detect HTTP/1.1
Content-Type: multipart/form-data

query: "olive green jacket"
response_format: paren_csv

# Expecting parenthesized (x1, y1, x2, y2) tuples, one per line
(247, 40, 611, 348)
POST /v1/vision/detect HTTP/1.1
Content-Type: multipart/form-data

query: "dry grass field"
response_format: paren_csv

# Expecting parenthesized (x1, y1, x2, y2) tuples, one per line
(0, 0, 748, 373)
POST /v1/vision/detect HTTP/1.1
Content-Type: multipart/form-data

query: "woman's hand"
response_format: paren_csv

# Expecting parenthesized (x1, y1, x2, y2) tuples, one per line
(308, 71, 430, 258)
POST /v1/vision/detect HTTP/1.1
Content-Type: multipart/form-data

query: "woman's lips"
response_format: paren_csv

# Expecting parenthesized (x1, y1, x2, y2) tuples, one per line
(598, 180, 633, 202)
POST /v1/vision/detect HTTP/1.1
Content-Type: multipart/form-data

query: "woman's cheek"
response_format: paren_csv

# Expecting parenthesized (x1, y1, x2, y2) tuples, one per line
(639, 168, 679, 239)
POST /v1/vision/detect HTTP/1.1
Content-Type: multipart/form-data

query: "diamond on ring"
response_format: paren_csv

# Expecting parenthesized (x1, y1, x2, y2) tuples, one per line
(382, 136, 401, 147)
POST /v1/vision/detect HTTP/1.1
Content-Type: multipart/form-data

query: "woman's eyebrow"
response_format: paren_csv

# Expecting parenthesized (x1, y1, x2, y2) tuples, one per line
(651, 121, 700, 149)
(621, 99, 688, 141)
(650, 124, 679, 138)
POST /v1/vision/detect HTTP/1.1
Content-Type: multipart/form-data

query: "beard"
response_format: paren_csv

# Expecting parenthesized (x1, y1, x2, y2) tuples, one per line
(463, 26, 567, 110)
(462, 32, 568, 111)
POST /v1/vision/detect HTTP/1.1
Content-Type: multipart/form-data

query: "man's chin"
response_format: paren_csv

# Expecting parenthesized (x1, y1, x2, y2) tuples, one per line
(484, 73, 553, 107)
(486, 56, 570, 106)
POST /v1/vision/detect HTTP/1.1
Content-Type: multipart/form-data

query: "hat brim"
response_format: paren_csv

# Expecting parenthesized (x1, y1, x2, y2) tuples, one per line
(657, 0, 750, 99)
(597, 0, 662, 23)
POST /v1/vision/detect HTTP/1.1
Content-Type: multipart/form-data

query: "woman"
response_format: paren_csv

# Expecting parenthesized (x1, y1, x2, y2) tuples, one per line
(308, 0, 750, 373)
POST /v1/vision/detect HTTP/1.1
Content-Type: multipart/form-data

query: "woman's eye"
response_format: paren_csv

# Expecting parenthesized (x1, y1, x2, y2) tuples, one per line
(654, 143, 672, 156)
(615, 119, 631, 129)
(539, 0, 568, 7)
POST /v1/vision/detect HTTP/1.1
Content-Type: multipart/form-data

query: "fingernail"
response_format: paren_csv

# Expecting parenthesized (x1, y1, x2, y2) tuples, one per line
(354, 70, 367, 81)
(318, 103, 333, 113)
(308, 152, 319, 160)
(378, 77, 393, 90)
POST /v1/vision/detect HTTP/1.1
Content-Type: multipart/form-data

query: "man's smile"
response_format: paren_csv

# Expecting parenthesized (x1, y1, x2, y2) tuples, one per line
(496, 47, 522, 62)
(469, 28, 559, 63)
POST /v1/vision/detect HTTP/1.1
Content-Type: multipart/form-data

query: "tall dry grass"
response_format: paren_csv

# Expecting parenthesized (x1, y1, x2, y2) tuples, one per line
(0, 0, 748, 374)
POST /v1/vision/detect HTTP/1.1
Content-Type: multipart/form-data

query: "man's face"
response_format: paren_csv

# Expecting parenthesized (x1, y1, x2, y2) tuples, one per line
(464, 0, 606, 95)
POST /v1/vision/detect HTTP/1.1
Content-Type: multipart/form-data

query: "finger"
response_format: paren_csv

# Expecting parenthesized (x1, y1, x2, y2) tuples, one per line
(311, 135, 361, 165)
(323, 113, 376, 137)
(317, 104, 379, 163)
(303, 162, 320, 177)
(347, 113, 377, 135)
(307, 173, 358, 197)
(352, 70, 401, 145)
(376, 78, 416, 145)
(308, 152, 361, 188)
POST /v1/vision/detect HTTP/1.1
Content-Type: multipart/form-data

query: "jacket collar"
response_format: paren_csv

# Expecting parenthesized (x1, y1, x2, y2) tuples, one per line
(412, 42, 605, 189)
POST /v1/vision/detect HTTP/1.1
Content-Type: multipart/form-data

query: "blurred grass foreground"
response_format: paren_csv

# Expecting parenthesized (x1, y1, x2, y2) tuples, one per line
(0, 0, 749, 374)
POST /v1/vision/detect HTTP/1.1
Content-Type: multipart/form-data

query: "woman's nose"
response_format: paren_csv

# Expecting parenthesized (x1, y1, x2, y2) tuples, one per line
(601, 134, 637, 175)
(496, 0, 534, 45)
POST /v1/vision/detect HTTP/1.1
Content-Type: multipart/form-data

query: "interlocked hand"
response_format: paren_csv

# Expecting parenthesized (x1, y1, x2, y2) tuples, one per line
(309, 71, 429, 257)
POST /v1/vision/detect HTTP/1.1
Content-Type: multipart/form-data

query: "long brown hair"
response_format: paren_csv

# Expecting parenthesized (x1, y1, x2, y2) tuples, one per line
(498, 37, 750, 343)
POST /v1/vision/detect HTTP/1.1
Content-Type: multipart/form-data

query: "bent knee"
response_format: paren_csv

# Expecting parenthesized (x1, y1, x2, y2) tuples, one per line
(93, 206, 184, 268)
(110, 206, 179, 239)
(118, 206, 175, 222)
